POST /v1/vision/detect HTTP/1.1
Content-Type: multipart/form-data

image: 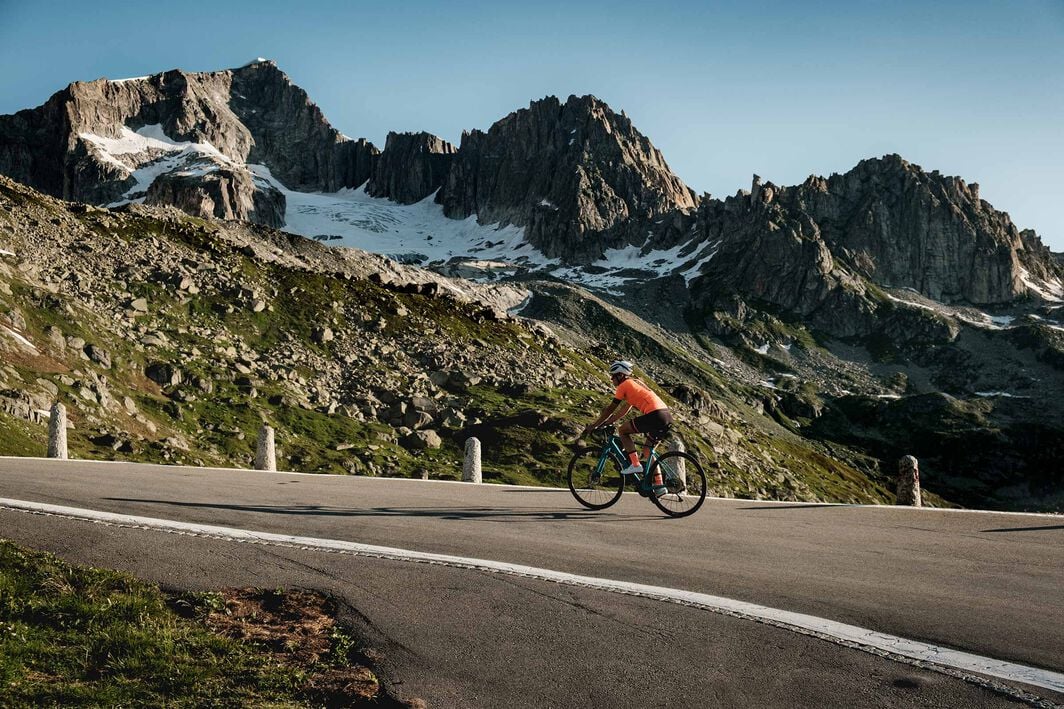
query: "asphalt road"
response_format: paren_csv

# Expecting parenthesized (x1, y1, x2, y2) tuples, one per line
(2, 457, 1062, 707)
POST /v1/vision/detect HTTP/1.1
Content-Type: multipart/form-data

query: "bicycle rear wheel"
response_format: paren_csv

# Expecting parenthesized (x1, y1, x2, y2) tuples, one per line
(568, 448, 625, 510)
(648, 451, 707, 518)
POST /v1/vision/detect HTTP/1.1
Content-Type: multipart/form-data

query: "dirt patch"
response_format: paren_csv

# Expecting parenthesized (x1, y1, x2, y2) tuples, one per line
(171, 587, 421, 707)
(0, 341, 69, 373)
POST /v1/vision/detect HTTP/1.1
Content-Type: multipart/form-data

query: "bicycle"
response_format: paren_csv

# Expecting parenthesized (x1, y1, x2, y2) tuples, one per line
(567, 426, 708, 518)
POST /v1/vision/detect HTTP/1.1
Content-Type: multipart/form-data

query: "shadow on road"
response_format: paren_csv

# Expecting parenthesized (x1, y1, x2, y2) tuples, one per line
(981, 524, 1064, 533)
(102, 497, 658, 522)
(738, 504, 858, 510)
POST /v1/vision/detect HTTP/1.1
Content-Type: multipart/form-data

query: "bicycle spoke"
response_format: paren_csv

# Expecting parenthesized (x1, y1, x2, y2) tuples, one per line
(649, 451, 707, 518)
(568, 447, 625, 510)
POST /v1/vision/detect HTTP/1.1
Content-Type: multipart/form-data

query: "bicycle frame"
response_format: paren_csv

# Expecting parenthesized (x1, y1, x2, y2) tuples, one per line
(595, 432, 660, 484)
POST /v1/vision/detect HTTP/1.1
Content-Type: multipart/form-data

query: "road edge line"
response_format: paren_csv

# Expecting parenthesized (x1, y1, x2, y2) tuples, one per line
(1, 495, 1061, 701)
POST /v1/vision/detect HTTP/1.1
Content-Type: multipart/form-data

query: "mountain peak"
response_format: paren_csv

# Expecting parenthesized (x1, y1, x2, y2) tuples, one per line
(0, 61, 378, 219)
(438, 91, 695, 261)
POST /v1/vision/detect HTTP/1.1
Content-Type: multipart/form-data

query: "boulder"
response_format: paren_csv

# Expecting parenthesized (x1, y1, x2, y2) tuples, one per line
(402, 429, 442, 450)
(145, 361, 182, 387)
(84, 344, 111, 369)
(403, 409, 434, 430)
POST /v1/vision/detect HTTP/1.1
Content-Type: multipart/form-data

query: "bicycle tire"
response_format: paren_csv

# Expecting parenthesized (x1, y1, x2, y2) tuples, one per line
(567, 447, 625, 510)
(648, 451, 707, 518)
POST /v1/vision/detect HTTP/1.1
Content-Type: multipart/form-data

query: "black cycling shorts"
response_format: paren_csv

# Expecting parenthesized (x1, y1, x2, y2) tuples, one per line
(631, 409, 673, 437)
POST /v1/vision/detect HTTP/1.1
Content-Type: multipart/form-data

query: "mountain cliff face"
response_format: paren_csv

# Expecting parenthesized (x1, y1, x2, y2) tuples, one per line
(145, 168, 286, 228)
(667, 158, 1063, 340)
(436, 95, 697, 262)
(366, 131, 456, 204)
(783, 156, 1038, 305)
(0, 60, 377, 225)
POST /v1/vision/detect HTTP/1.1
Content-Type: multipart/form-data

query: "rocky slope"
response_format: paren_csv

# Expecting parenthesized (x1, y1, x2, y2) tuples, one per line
(0, 175, 904, 503)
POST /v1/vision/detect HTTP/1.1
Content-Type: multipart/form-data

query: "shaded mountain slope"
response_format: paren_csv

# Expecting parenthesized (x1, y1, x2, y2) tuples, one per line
(0, 176, 901, 503)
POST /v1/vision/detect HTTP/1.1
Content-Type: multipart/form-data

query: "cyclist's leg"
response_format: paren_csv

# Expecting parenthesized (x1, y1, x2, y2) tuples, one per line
(617, 419, 640, 468)
(635, 411, 673, 487)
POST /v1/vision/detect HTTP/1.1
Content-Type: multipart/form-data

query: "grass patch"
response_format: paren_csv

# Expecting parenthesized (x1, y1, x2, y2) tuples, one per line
(0, 412, 46, 457)
(0, 540, 405, 706)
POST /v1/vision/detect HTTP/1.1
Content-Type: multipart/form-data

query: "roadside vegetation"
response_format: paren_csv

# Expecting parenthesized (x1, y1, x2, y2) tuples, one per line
(0, 539, 407, 707)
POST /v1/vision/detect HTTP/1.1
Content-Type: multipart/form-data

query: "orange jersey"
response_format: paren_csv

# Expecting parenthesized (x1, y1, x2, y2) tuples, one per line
(614, 378, 667, 414)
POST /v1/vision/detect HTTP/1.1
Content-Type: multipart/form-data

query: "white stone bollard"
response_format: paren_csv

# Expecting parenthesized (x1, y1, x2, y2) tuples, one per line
(47, 402, 68, 459)
(463, 437, 482, 483)
(669, 439, 686, 490)
(897, 455, 922, 507)
(255, 425, 277, 471)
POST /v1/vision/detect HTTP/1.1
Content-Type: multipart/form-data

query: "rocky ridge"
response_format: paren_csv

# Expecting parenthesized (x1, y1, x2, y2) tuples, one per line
(367, 132, 456, 204)
(0, 60, 377, 225)
(617, 157, 1064, 343)
(1, 62, 1058, 318)
(436, 94, 697, 262)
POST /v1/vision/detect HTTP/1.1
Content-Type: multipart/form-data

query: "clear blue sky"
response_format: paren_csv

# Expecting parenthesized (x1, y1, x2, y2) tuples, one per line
(2, 0, 1062, 250)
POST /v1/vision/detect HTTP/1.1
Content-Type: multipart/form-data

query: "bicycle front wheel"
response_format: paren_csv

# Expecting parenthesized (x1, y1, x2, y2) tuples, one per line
(648, 451, 707, 518)
(568, 448, 625, 510)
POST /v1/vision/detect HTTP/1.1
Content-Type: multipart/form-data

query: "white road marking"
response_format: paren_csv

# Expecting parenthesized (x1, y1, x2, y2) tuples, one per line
(1, 496, 1061, 697)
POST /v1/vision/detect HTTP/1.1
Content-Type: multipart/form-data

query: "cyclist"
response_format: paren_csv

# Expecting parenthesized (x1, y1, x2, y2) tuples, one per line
(581, 360, 673, 497)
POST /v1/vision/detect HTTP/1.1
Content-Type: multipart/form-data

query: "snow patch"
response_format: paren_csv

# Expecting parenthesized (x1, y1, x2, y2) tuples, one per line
(249, 165, 545, 271)
(1019, 268, 1064, 302)
(0, 249, 15, 257)
(887, 291, 1028, 332)
(885, 293, 940, 314)
(677, 240, 722, 285)
(975, 391, 1027, 399)
(80, 125, 235, 206)
(506, 292, 534, 316)
(81, 124, 220, 158)
(0, 325, 37, 352)
(754, 344, 770, 355)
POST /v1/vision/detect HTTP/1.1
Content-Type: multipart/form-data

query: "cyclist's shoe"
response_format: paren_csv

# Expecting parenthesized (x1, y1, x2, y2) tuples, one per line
(637, 476, 667, 497)
(620, 462, 643, 475)
(637, 484, 667, 498)
(589, 471, 602, 485)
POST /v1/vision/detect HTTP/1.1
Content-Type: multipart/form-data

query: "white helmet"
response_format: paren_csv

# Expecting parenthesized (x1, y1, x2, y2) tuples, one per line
(608, 360, 634, 376)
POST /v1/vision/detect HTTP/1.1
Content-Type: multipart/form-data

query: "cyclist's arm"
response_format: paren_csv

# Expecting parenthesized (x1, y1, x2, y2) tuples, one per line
(604, 403, 633, 425)
(586, 399, 622, 431)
